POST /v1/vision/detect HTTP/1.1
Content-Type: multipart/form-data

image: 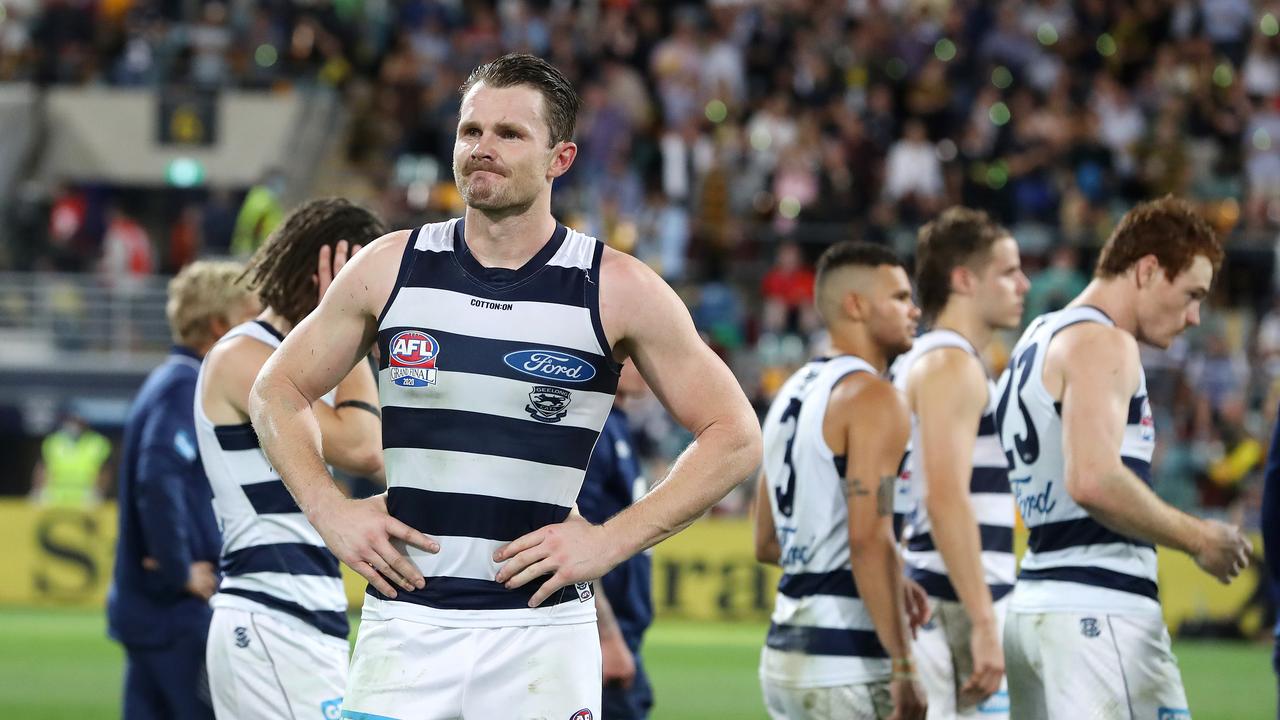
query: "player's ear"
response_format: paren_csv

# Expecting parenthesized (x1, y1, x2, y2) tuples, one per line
(950, 264, 976, 296)
(1134, 254, 1160, 288)
(842, 289, 865, 322)
(547, 141, 577, 179)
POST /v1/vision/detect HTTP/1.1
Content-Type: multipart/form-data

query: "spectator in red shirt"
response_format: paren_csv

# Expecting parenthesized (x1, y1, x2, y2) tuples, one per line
(761, 241, 817, 336)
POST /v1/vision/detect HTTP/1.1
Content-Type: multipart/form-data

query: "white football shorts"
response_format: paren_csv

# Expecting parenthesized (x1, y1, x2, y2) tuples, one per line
(1004, 609, 1189, 720)
(914, 595, 1010, 719)
(340, 615, 601, 720)
(206, 605, 349, 720)
(761, 678, 892, 720)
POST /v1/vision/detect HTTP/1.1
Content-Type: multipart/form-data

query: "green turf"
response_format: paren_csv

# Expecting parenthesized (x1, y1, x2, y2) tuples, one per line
(0, 608, 1271, 719)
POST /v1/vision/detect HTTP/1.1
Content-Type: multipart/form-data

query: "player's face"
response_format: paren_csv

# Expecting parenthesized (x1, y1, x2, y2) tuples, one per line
(453, 83, 560, 212)
(974, 236, 1030, 331)
(1137, 254, 1213, 349)
(868, 265, 920, 356)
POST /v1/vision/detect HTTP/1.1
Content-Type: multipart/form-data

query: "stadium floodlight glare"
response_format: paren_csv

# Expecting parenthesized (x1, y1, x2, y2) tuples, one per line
(165, 157, 206, 188)
(1213, 63, 1233, 88)
(1262, 13, 1279, 37)
(1097, 33, 1117, 57)
(992, 66, 1013, 89)
(1036, 23, 1058, 46)
(705, 99, 728, 124)
(934, 39, 957, 63)
(989, 102, 1011, 126)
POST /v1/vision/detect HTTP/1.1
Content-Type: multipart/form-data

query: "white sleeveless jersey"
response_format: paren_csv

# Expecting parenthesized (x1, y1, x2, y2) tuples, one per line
(195, 320, 348, 639)
(370, 219, 619, 628)
(890, 329, 1016, 602)
(995, 306, 1160, 614)
(760, 355, 890, 687)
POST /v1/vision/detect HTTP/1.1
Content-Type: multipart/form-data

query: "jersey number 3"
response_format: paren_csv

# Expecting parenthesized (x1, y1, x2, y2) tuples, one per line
(774, 397, 803, 518)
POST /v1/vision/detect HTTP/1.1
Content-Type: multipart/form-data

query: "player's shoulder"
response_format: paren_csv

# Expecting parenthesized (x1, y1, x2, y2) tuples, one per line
(908, 344, 984, 384)
(203, 330, 274, 379)
(830, 370, 908, 420)
(1050, 316, 1138, 365)
(599, 243, 662, 290)
(356, 228, 417, 269)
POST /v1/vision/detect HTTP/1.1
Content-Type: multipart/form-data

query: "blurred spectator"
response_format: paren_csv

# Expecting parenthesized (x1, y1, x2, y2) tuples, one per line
(30, 409, 112, 508)
(884, 118, 943, 221)
(760, 242, 817, 337)
(1023, 245, 1089, 322)
(100, 205, 155, 291)
(231, 168, 285, 257)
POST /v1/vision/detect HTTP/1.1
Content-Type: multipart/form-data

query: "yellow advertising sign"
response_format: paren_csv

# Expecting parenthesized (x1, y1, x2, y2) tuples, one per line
(0, 501, 1266, 638)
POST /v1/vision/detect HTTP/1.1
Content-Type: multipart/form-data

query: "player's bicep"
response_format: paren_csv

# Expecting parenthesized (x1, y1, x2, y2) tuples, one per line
(1060, 334, 1138, 485)
(622, 271, 750, 437)
(843, 383, 909, 541)
(913, 354, 986, 495)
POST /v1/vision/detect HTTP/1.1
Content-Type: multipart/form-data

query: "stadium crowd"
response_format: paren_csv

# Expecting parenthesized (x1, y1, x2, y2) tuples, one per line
(4, 0, 1280, 528)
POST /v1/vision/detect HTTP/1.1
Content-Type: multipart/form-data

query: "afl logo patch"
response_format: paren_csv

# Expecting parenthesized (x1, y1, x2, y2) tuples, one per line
(389, 330, 440, 387)
(504, 350, 596, 383)
(569, 710, 594, 720)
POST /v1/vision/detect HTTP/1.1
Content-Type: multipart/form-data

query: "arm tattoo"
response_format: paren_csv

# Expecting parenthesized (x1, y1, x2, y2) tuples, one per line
(845, 478, 871, 499)
(876, 476, 895, 516)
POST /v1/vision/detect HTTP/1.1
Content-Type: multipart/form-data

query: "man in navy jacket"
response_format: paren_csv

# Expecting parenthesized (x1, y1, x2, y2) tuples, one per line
(107, 261, 258, 720)
(1265, 401, 1280, 720)
(578, 362, 655, 719)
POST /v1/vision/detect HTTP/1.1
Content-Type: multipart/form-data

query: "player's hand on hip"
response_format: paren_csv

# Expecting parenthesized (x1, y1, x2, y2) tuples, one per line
(888, 675, 928, 720)
(315, 239, 362, 302)
(1193, 519, 1253, 584)
(185, 560, 219, 601)
(903, 578, 931, 638)
(959, 618, 1004, 706)
(493, 513, 614, 607)
(312, 493, 439, 598)
(601, 633, 636, 689)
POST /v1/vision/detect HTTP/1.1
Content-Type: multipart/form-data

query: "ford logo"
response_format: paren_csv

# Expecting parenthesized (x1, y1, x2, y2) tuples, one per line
(503, 350, 597, 383)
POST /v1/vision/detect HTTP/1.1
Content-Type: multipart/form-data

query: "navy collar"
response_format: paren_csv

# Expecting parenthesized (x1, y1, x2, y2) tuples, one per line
(171, 345, 201, 361)
(452, 217, 567, 291)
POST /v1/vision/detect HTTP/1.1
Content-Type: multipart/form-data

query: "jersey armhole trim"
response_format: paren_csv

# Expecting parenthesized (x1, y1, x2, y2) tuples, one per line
(588, 239, 624, 375)
(375, 226, 423, 328)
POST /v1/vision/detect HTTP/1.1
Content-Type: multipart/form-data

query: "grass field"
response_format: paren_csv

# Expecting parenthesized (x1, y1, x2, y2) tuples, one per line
(0, 607, 1273, 719)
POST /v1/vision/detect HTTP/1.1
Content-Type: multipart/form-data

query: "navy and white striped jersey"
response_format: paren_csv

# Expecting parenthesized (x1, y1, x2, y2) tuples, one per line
(195, 320, 348, 639)
(995, 306, 1160, 614)
(890, 330, 1016, 603)
(760, 355, 890, 687)
(370, 219, 620, 628)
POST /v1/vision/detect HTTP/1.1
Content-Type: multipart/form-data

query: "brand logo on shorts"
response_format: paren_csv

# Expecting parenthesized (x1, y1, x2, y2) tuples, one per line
(569, 710, 594, 720)
(527, 386, 572, 423)
(1080, 617, 1101, 638)
(320, 697, 342, 719)
(575, 581, 593, 603)
(504, 350, 596, 383)
(1158, 709, 1191, 720)
(389, 330, 440, 388)
(234, 626, 250, 648)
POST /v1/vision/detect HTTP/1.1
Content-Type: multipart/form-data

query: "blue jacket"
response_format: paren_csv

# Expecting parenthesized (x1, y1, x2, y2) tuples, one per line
(578, 408, 653, 650)
(1264, 400, 1280, 616)
(107, 346, 221, 647)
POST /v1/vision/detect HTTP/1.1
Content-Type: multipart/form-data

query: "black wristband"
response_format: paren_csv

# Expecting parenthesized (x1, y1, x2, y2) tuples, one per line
(336, 399, 381, 418)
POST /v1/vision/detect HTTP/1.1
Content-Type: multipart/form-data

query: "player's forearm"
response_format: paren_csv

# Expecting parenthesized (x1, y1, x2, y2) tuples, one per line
(601, 418, 761, 563)
(317, 366, 382, 476)
(849, 534, 913, 661)
(249, 372, 346, 517)
(1071, 466, 1205, 554)
(753, 474, 781, 565)
(924, 489, 996, 626)
(594, 585, 626, 643)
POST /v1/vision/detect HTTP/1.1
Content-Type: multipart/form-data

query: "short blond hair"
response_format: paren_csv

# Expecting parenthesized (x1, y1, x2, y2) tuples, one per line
(167, 261, 255, 346)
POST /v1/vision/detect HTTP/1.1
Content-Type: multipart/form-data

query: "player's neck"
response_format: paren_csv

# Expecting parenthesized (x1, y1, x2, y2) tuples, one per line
(258, 309, 293, 337)
(1070, 278, 1138, 335)
(932, 302, 993, 353)
(462, 202, 558, 270)
(829, 327, 888, 374)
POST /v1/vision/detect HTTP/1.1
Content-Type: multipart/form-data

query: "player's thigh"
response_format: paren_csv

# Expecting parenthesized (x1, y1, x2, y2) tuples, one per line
(1002, 612, 1048, 720)
(914, 597, 958, 719)
(1036, 612, 1145, 720)
(760, 681, 892, 720)
(1109, 613, 1189, 718)
(343, 617, 466, 720)
(464, 623, 601, 720)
